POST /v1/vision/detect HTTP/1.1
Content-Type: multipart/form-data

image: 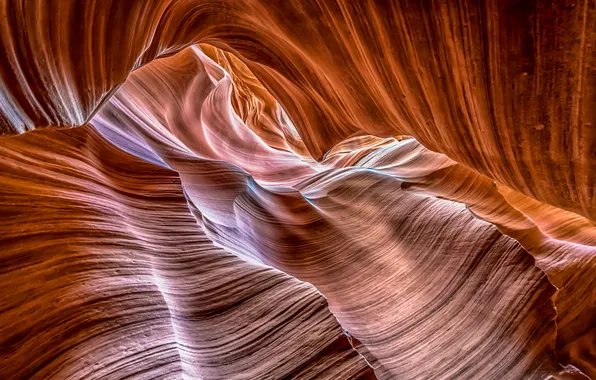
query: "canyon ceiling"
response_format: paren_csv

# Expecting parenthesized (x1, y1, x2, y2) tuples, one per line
(0, 1, 595, 379)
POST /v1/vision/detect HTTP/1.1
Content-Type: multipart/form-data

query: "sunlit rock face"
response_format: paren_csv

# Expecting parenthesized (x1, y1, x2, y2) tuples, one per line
(0, 2, 595, 379)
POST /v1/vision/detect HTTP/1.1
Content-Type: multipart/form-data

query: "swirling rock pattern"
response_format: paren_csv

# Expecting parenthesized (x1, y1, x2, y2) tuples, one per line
(1, 0, 595, 220)
(0, 1, 595, 379)
(0, 126, 374, 379)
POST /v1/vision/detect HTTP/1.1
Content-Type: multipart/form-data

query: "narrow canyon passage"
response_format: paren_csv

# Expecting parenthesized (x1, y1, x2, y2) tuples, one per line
(0, 2, 595, 379)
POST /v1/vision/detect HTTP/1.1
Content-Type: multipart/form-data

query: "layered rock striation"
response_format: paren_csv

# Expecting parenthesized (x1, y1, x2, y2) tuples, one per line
(0, 1, 594, 379)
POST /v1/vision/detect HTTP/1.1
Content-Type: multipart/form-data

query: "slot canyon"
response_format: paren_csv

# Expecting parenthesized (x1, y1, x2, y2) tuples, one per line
(0, 1, 595, 379)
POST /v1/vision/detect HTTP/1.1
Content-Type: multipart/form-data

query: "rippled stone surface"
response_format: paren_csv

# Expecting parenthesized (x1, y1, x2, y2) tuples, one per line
(0, 2, 594, 379)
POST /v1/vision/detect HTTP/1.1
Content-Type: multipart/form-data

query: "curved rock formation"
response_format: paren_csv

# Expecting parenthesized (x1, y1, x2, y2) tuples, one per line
(0, 126, 374, 379)
(0, 1, 595, 379)
(1, 0, 595, 220)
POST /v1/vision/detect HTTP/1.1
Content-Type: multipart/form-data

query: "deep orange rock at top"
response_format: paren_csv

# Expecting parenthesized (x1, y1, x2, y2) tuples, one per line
(1, 0, 595, 222)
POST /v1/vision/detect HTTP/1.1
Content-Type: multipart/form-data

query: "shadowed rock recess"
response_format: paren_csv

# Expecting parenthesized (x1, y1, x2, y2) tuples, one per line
(0, 1, 594, 379)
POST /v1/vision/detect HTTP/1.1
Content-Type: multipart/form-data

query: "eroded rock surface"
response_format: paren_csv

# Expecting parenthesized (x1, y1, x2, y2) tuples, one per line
(0, 2, 594, 379)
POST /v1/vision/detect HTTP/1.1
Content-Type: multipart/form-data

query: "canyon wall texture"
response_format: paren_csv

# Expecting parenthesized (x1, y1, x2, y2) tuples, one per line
(0, 1, 595, 379)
